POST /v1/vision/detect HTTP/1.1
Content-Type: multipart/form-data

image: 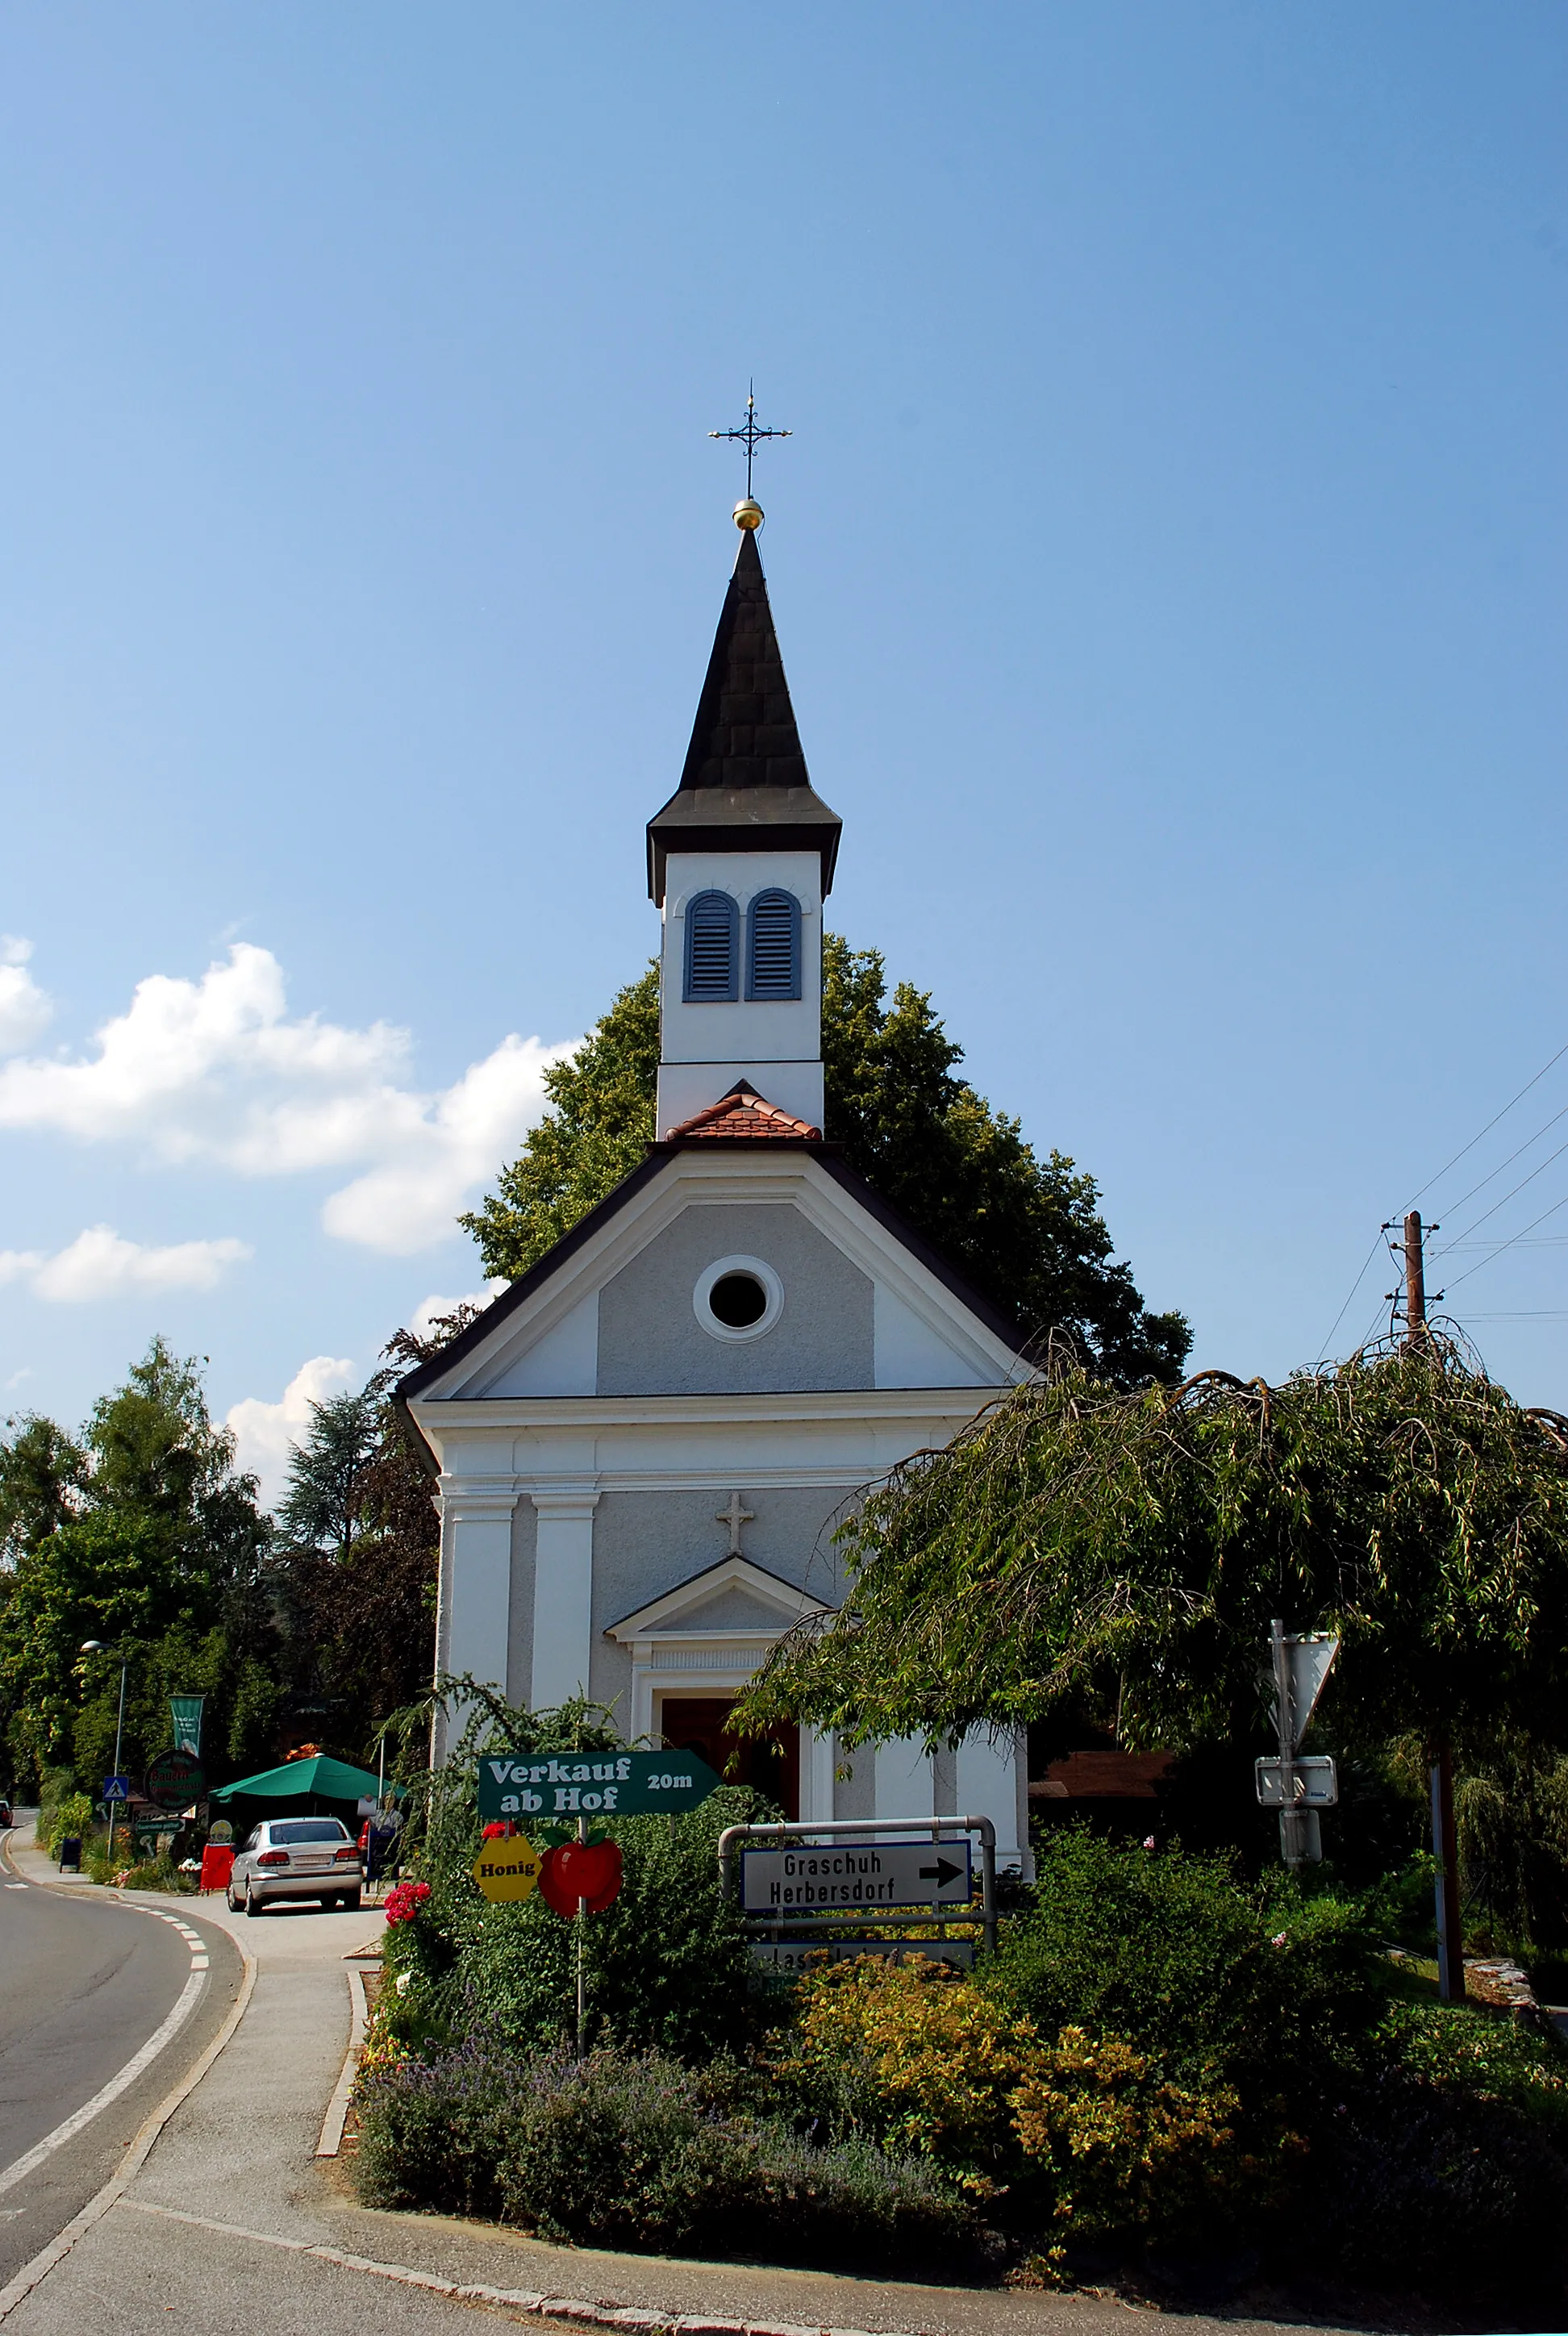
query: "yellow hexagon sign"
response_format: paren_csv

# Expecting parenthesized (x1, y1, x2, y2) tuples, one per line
(472, 1833, 543, 1904)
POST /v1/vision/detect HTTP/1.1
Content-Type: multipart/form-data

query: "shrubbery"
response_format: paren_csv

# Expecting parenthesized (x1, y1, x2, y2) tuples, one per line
(361, 1784, 1568, 2311)
(988, 1829, 1389, 2112)
(355, 2041, 976, 2269)
(37, 1790, 94, 1856)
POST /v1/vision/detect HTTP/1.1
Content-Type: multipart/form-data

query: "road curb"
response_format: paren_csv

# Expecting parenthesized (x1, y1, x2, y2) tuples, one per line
(0, 1842, 259, 2324)
(123, 2202, 901, 2336)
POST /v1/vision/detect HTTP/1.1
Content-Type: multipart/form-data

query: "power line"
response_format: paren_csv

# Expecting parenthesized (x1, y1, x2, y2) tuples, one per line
(1404, 1035, 1568, 1212)
(1431, 1134, 1568, 1255)
(1445, 1189, 1568, 1294)
(1424, 1096, 1568, 1228)
(1316, 1227, 1387, 1364)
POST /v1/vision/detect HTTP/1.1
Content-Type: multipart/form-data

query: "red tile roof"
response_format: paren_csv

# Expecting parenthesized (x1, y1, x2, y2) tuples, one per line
(664, 1085, 822, 1143)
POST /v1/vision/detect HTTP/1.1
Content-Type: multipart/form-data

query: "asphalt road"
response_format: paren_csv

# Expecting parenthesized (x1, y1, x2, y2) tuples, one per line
(0, 1825, 244, 2293)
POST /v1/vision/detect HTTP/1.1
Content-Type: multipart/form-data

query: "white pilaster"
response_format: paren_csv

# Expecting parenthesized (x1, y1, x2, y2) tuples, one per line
(953, 1727, 1027, 1873)
(530, 1484, 600, 1706)
(799, 1725, 836, 1823)
(874, 1734, 936, 1821)
(440, 1478, 519, 1689)
(432, 1475, 519, 1762)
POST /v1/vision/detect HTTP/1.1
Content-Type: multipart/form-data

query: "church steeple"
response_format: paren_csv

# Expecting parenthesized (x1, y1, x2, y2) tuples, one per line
(646, 527, 841, 906)
(648, 515, 840, 1137)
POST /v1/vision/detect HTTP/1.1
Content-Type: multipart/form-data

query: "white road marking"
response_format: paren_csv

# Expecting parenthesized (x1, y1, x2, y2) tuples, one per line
(0, 1936, 256, 2325)
(0, 1967, 206, 2201)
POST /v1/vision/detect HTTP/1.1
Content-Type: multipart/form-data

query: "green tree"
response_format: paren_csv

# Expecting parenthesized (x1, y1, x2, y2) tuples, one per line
(0, 1342, 273, 1787)
(4, 1510, 206, 1773)
(269, 1320, 464, 1764)
(739, 1342, 1568, 1770)
(462, 941, 1187, 1386)
(0, 1412, 88, 1564)
(276, 1387, 383, 1562)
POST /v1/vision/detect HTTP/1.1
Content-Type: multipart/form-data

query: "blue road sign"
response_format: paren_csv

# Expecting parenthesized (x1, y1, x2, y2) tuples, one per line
(102, 1775, 131, 1802)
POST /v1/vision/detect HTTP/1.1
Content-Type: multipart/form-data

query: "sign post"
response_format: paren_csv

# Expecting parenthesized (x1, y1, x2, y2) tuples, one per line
(1260, 1622, 1339, 1867)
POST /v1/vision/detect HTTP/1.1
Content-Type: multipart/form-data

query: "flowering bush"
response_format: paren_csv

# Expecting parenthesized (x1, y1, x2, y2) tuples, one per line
(780, 1957, 1248, 2241)
(383, 1879, 432, 1925)
(354, 2039, 978, 2269)
(786, 1955, 1036, 2178)
(1010, 2025, 1247, 2241)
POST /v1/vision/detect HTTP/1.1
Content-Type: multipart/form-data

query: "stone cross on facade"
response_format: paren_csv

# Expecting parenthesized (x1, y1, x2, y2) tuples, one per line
(715, 1491, 755, 1556)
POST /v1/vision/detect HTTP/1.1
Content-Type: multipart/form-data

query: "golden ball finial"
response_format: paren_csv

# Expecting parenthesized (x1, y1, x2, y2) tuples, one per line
(733, 498, 764, 532)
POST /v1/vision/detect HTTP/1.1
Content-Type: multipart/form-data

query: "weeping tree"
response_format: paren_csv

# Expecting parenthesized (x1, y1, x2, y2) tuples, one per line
(737, 1339, 1568, 1775)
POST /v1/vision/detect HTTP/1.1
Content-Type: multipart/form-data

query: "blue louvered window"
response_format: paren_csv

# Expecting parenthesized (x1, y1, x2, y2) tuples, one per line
(746, 889, 802, 1001)
(684, 891, 739, 1001)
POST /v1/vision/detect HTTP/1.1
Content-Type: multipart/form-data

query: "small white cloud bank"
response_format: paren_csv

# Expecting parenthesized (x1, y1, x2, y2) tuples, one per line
(226, 1354, 357, 1512)
(0, 1225, 251, 1303)
(409, 1280, 508, 1339)
(0, 938, 52, 1053)
(0, 943, 573, 1254)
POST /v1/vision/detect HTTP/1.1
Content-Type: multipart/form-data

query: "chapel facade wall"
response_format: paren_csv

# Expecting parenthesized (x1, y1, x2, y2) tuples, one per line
(595, 1201, 874, 1396)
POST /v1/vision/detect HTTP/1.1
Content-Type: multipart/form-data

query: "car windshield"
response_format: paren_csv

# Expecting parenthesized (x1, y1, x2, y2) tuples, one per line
(268, 1820, 350, 1845)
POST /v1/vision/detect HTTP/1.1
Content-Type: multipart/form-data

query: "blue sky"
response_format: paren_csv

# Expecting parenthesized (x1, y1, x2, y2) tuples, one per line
(1, 5, 1564, 1500)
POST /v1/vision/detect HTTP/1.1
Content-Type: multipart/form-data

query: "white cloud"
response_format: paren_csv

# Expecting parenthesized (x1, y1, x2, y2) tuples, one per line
(226, 1354, 357, 1512)
(0, 938, 52, 1053)
(0, 1225, 252, 1303)
(0, 943, 573, 1254)
(408, 1280, 508, 1339)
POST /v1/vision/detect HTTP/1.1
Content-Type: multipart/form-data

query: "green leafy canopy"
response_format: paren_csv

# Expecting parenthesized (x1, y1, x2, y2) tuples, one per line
(461, 939, 1188, 1387)
(737, 1342, 1568, 1762)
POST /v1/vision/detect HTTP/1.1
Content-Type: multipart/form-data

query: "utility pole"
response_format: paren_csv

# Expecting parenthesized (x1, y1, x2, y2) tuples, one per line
(1400, 1211, 1463, 2001)
(1403, 1210, 1428, 1346)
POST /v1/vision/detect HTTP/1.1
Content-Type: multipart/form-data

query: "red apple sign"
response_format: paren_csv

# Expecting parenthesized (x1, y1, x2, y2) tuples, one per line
(538, 1838, 623, 1917)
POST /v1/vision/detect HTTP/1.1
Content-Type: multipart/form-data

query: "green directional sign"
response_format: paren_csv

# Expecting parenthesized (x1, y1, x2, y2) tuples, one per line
(478, 1749, 722, 1824)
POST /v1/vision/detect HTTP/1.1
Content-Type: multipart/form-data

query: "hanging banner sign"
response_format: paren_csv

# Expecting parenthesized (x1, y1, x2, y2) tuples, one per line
(477, 1750, 721, 1824)
(169, 1696, 206, 1756)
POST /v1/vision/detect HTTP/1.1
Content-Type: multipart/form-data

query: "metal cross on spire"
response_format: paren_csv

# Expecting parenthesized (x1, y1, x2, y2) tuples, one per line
(708, 383, 791, 501)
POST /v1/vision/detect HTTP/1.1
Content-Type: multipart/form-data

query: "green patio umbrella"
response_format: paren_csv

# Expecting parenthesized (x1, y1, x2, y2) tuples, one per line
(207, 1754, 402, 1825)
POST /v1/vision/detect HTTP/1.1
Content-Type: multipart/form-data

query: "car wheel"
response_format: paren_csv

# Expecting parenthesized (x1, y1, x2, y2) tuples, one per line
(226, 1884, 240, 1913)
(320, 1895, 339, 1912)
(244, 1883, 263, 1917)
(342, 1889, 361, 1913)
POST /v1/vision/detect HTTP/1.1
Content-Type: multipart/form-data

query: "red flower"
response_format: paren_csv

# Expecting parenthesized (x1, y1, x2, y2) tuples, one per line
(383, 1879, 432, 1925)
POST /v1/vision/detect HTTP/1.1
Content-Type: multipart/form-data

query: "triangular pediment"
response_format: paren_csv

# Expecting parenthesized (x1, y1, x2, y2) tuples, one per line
(606, 1555, 832, 1641)
(400, 1144, 1032, 1409)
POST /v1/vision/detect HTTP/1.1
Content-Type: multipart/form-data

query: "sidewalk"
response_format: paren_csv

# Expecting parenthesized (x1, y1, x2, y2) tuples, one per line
(2, 1842, 1363, 2336)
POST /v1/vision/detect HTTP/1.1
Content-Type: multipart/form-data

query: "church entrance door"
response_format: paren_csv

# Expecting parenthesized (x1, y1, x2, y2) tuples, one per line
(658, 1696, 799, 1820)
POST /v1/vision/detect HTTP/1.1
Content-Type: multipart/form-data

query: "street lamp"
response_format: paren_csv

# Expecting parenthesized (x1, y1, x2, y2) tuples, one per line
(79, 1641, 128, 1866)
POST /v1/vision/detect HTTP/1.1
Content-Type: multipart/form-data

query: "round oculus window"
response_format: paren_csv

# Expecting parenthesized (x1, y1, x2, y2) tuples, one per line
(708, 1270, 767, 1329)
(693, 1254, 784, 1342)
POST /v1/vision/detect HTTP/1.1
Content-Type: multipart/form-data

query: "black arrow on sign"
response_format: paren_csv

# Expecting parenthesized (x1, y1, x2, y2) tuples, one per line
(919, 1858, 964, 1889)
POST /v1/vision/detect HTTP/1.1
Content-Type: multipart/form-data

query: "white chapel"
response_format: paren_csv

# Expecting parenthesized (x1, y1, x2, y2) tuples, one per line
(398, 507, 1033, 1869)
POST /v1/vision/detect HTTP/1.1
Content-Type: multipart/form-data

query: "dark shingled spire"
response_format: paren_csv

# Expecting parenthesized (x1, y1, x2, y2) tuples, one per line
(646, 528, 841, 903)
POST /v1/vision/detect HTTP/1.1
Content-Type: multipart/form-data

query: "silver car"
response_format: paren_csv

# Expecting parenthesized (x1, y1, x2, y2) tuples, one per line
(226, 1817, 363, 1914)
